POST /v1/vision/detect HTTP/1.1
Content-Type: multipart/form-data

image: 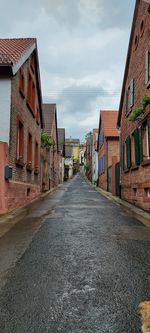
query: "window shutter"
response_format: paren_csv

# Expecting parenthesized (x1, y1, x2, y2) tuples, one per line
(126, 136, 131, 169)
(145, 50, 149, 85)
(134, 128, 140, 165)
(130, 79, 134, 108)
(148, 118, 150, 157)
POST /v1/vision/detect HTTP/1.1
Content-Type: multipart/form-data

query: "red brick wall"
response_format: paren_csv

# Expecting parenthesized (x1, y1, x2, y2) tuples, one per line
(9, 52, 42, 198)
(107, 139, 120, 167)
(120, 0, 150, 211)
(98, 139, 107, 191)
(98, 138, 120, 192)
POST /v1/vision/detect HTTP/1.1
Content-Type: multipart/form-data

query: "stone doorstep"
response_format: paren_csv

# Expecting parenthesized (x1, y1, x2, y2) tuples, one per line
(0, 185, 60, 239)
(84, 175, 150, 227)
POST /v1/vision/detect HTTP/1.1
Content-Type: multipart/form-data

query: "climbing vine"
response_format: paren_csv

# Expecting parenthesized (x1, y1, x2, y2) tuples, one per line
(128, 94, 150, 121)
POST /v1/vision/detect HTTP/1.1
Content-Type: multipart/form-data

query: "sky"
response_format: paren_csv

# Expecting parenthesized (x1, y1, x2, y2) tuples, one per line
(0, 0, 135, 142)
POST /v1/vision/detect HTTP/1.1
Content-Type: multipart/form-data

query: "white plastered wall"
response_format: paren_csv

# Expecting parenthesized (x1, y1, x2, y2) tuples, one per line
(0, 79, 11, 143)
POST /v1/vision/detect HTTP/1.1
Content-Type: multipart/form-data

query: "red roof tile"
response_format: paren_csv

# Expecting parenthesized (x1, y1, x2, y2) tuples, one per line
(100, 110, 119, 137)
(0, 38, 36, 65)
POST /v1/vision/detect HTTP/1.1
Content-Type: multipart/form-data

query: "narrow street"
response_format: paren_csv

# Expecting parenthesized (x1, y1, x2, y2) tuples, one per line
(0, 173, 150, 333)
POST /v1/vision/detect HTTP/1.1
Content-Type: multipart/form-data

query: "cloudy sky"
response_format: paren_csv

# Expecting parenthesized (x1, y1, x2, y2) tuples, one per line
(1, 0, 135, 141)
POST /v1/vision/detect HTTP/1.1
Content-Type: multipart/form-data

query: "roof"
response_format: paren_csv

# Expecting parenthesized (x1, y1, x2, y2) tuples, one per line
(117, 0, 150, 126)
(0, 38, 44, 128)
(0, 38, 36, 75)
(99, 110, 119, 138)
(43, 104, 56, 136)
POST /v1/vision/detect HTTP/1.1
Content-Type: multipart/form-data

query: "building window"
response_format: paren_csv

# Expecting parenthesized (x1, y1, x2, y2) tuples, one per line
(19, 70, 25, 98)
(27, 132, 32, 170)
(34, 141, 39, 173)
(126, 79, 134, 116)
(133, 128, 143, 165)
(142, 119, 150, 160)
(131, 134, 135, 166)
(145, 50, 150, 86)
(125, 136, 131, 169)
(16, 121, 24, 164)
(27, 72, 36, 115)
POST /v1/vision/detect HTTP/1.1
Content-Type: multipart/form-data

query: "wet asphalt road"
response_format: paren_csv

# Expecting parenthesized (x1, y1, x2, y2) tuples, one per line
(0, 173, 150, 333)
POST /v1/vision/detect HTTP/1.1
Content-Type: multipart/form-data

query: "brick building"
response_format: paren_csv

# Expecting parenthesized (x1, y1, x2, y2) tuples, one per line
(42, 104, 59, 189)
(117, 0, 150, 211)
(0, 38, 44, 213)
(97, 111, 120, 194)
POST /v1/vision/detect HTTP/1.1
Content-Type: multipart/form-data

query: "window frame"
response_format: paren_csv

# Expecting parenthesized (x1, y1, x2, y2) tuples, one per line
(145, 49, 150, 87)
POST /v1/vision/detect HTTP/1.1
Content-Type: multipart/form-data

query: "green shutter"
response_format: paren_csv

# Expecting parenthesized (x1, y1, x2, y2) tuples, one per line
(148, 118, 150, 157)
(126, 136, 131, 169)
(130, 79, 134, 108)
(133, 128, 143, 165)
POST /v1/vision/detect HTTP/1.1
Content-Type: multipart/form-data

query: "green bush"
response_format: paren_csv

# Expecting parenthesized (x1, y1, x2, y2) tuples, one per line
(41, 132, 53, 148)
(142, 94, 150, 109)
(128, 94, 150, 122)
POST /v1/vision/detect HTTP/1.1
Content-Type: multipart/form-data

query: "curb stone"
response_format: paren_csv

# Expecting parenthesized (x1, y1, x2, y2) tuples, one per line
(84, 175, 150, 227)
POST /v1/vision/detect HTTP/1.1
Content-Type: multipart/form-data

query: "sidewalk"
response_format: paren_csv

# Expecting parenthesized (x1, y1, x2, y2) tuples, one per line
(0, 186, 60, 239)
(85, 176, 150, 227)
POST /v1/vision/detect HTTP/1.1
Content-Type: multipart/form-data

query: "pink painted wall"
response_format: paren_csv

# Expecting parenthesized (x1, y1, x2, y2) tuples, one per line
(0, 141, 41, 214)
